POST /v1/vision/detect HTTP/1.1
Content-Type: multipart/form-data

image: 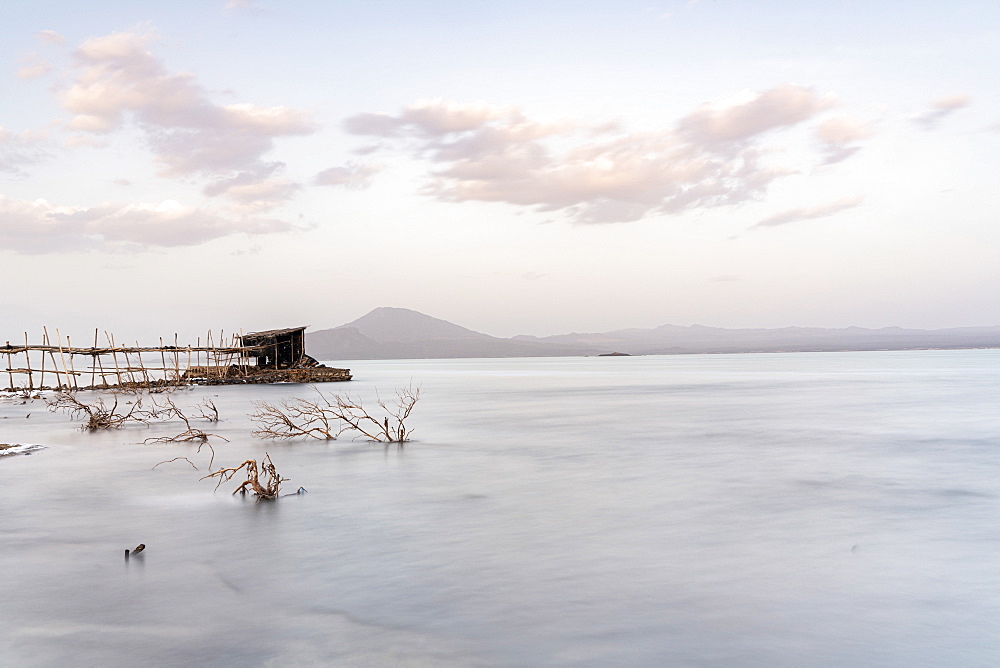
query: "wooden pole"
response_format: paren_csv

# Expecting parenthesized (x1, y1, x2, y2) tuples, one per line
(107, 331, 122, 388)
(54, 329, 71, 391)
(64, 333, 79, 390)
(96, 342, 108, 388)
(5, 341, 13, 390)
(24, 332, 33, 391)
(159, 337, 168, 385)
(39, 329, 46, 389)
(174, 333, 181, 381)
(44, 328, 62, 389)
(89, 329, 98, 389)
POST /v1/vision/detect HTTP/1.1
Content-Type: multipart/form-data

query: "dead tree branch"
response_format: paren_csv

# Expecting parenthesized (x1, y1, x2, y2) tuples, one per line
(250, 384, 420, 443)
(143, 399, 227, 448)
(200, 453, 287, 499)
(250, 394, 342, 440)
(46, 391, 150, 430)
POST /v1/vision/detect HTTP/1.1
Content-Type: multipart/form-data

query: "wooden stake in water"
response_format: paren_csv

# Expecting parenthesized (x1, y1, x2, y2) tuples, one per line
(24, 332, 33, 391)
(63, 333, 79, 391)
(5, 341, 12, 391)
(107, 331, 122, 388)
(90, 329, 98, 389)
(39, 329, 47, 389)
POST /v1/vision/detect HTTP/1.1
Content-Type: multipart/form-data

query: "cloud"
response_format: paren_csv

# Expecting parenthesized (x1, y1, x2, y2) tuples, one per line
(225, 0, 260, 10)
(59, 29, 316, 180)
(751, 195, 863, 229)
(677, 84, 836, 152)
(0, 194, 297, 253)
(0, 127, 48, 176)
(35, 30, 65, 44)
(314, 162, 382, 189)
(814, 116, 873, 164)
(914, 94, 971, 129)
(344, 87, 837, 224)
(16, 52, 52, 80)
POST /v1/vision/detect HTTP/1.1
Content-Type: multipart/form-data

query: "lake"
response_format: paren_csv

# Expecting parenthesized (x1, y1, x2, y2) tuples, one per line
(2, 350, 999, 665)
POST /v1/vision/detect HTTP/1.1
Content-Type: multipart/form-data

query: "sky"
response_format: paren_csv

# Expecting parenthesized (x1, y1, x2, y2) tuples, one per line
(1, 0, 999, 342)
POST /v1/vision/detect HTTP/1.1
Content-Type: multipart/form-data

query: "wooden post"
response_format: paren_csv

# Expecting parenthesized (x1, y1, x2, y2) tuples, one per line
(5, 341, 12, 391)
(39, 329, 46, 389)
(55, 329, 71, 391)
(107, 331, 122, 388)
(64, 333, 79, 391)
(89, 329, 98, 389)
(44, 328, 62, 390)
(24, 332, 33, 391)
(174, 333, 181, 381)
(96, 341, 108, 388)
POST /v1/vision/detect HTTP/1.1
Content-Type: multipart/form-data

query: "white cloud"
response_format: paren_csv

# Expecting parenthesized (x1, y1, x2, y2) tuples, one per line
(59, 29, 316, 181)
(677, 84, 836, 152)
(315, 162, 383, 189)
(344, 87, 840, 224)
(16, 52, 52, 80)
(814, 116, 873, 164)
(0, 127, 48, 176)
(35, 30, 65, 45)
(0, 194, 297, 253)
(751, 196, 863, 229)
(914, 94, 971, 129)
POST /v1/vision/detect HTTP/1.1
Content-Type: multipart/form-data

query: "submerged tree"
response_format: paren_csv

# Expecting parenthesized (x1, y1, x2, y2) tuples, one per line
(201, 453, 287, 500)
(251, 384, 420, 443)
(46, 391, 152, 430)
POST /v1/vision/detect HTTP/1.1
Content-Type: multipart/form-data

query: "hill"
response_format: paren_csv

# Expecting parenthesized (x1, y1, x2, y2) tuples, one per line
(305, 307, 1000, 361)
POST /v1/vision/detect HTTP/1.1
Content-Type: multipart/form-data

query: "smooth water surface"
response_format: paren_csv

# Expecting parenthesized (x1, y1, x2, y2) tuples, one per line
(2, 350, 999, 665)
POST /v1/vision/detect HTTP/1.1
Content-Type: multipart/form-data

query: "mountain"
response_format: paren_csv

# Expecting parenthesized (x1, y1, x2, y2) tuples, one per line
(519, 323, 1000, 355)
(305, 307, 603, 360)
(305, 307, 1000, 361)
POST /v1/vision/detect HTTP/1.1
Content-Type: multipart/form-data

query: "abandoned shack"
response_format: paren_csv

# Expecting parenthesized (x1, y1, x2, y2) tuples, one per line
(186, 326, 352, 385)
(240, 326, 312, 369)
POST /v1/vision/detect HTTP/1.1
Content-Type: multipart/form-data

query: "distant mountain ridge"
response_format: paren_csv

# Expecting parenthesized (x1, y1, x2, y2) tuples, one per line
(306, 307, 603, 359)
(304, 307, 1000, 361)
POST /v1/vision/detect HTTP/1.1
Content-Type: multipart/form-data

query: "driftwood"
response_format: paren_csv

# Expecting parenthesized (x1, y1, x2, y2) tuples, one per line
(201, 453, 287, 500)
(250, 384, 420, 443)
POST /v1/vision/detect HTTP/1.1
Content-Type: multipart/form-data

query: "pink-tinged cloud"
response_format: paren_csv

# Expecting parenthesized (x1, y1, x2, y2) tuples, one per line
(677, 84, 836, 151)
(35, 30, 65, 44)
(16, 52, 52, 80)
(0, 194, 297, 254)
(0, 127, 48, 176)
(752, 196, 863, 229)
(315, 162, 383, 189)
(343, 89, 837, 224)
(914, 94, 971, 129)
(58, 29, 315, 204)
(814, 116, 873, 164)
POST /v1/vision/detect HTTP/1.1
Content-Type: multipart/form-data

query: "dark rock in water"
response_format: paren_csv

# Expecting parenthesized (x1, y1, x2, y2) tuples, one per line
(598, 352, 632, 357)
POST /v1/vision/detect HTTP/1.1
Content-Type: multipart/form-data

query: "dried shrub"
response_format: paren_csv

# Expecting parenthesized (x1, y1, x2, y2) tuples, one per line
(195, 398, 219, 422)
(46, 391, 151, 430)
(250, 394, 341, 440)
(143, 398, 227, 445)
(251, 384, 420, 443)
(200, 453, 287, 500)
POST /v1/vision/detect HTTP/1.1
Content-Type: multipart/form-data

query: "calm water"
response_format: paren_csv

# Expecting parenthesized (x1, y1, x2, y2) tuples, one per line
(1, 350, 999, 666)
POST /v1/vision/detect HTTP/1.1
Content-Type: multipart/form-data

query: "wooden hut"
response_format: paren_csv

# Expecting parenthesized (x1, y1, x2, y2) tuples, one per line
(239, 326, 313, 369)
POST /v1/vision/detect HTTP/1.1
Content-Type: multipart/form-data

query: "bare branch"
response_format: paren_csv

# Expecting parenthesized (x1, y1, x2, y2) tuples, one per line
(200, 453, 287, 500)
(249, 384, 420, 443)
